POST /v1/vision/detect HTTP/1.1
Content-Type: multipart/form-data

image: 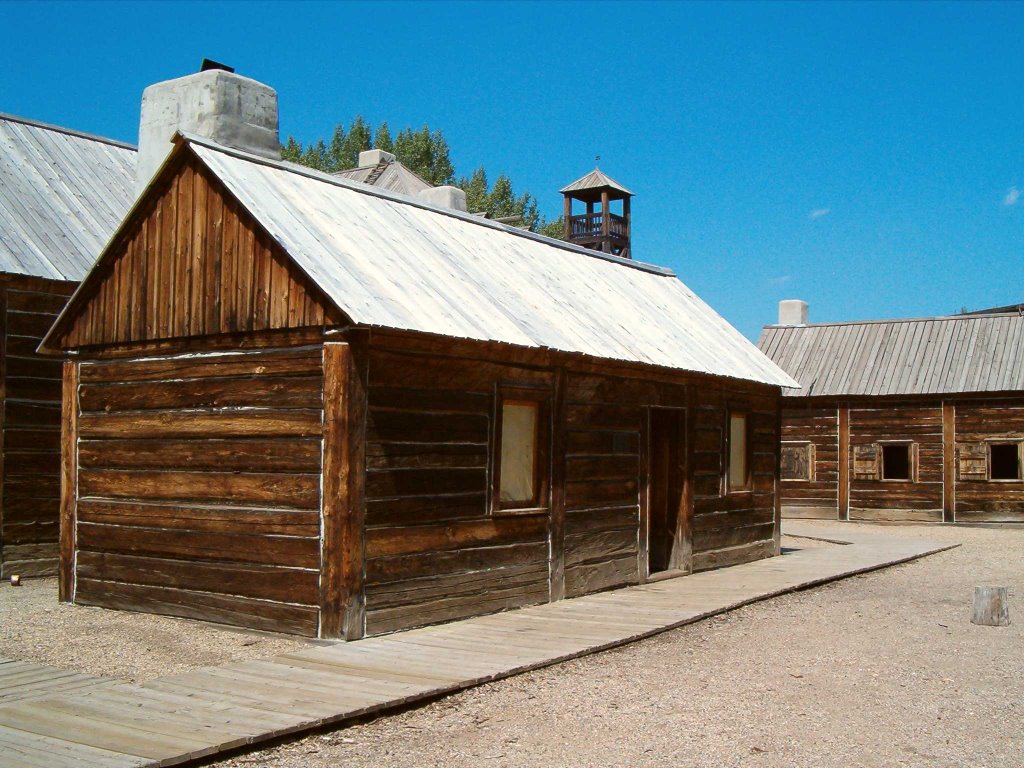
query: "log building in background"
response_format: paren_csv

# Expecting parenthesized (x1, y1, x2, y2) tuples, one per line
(41, 68, 796, 639)
(759, 302, 1024, 523)
(0, 114, 135, 578)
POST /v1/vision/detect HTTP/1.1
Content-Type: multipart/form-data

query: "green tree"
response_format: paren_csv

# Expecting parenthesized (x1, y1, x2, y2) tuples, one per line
(281, 136, 303, 163)
(373, 122, 393, 154)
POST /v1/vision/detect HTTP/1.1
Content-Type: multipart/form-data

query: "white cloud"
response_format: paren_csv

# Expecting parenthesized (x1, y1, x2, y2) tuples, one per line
(809, 208, 831, 220)
(1004, 187, 1020, 207)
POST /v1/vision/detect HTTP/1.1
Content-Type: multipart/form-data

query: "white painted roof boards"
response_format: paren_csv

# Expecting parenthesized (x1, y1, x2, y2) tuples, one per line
(187, 137, 794, 388)
(758, 314, 1024, 397)
(0, 114, 136, 281)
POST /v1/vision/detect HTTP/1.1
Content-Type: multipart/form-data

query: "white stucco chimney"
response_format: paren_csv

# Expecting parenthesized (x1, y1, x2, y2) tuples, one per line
(417, 185, 468, 212)
(358, 148, 396, 167)
(136, 66, 279, 195)
(778, 299, 809, 326)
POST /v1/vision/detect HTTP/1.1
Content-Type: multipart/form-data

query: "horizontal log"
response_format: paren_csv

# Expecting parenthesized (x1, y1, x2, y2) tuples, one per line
(4, 451, 60, 476)
(564, 505, 639, 535)
(5, 354, 62, 380)
(4, 476, 60, 498)
(1, 496, 60, 524)
(566, 403, 643, 431)
(79, 348, 322, 384)
(565, 429, 639, 456)
(78, 437, 322, 472)
(78, 375, 323, 412)
(366, 442, 488, 470)
(365, 515, 547, 559)
(6, 289, 71, 313)
(781, 504, 839, 520)
(565, 555, 638, 598)
(564, 528, 638, 568)
(0, 521, 59, 545)
(567, 374, 687, 408)
(5, 401, 60, 428)
(365, 562, 548, 612)
(0, 558, 57, 579)
(365, 492, 488, 527)
(366, 541, 548, 584)
(693, 505, 774, 531)
(565, 478, 638, 511)
(566, 454, 639, 482)
(7, 311, 60, 337)
(693, 539, 776, 572)
(954, 507, 1024, 523)
(369, 386, 490, 415)
(77, 522, 319, 568)
(6, 377, 62, 401)
(74, 578, 318, 636)
(367, 348, 550, 392)
(76, 551, 319, 605)
(4, 429, 61, 452)
(365, 467, 486, 499)
(694, 522, 776, 552)
(78, 409, 323, 439)
(77, 500, 320, 536)
(849, 507, 942, 522)
(2, 542, 58, 561)
(366, 410, 488, 443)
(78, 468, 320, 509)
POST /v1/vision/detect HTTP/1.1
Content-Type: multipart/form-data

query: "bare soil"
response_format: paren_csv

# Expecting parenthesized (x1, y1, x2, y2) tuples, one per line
(213, 522, 1023, 768)
(0, 577, 312, 682)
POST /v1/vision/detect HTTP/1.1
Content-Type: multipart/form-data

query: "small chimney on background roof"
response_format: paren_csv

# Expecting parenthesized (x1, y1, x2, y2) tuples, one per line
(135, 62, 280, 195)
(778, 299, 809, 326)
(358, 148, 396, 167)
(417, 185, 468, 213)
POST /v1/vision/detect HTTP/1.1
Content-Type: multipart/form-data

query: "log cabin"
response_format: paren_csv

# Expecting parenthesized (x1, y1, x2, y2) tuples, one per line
(0, 114, 135, 578)
(40, 68, 796, 638)
(759, 300, 1024, 523)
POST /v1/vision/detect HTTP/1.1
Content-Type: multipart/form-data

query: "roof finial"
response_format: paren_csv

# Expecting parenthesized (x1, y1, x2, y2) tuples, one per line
(595, 154, 601, 169)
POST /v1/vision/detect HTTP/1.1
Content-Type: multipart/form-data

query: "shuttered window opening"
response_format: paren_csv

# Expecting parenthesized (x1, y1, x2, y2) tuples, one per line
(728, 413, 750, 491)
(781, 441, 814, 481)
(881, 444, 913, 481)
(989, 443, 1022, 481)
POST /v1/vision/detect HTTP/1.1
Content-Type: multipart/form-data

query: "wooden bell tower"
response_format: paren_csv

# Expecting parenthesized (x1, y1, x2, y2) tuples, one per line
(561, 168, 633, 259)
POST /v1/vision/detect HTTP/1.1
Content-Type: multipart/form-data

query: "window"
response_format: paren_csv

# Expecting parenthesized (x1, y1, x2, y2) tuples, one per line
(881, 444, 912, 481)
(728, 413, 749, 491)
(781, 442, 814, 481)
(492, 386, 550, 513)
(989, 443, 1022, 481)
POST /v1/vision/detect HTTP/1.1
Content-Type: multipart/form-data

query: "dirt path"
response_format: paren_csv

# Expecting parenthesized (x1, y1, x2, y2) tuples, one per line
(217, 523, 1022, 768)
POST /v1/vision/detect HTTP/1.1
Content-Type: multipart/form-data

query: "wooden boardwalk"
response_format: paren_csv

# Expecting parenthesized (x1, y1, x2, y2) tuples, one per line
(0, 524, 956, 768)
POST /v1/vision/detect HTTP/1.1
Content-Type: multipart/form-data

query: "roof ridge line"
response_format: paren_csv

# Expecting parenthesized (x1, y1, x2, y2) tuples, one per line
(0, 112, 137, 151)
(763, 313, 1024, 330)
(182, 132, 674, 278)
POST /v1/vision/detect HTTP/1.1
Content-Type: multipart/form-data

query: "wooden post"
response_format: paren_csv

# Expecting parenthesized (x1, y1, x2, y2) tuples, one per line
(942, 401, 956, 523)
(548, 369, 566, 601)
(972, 586, 1009, 626)
(773, 397, 783, 554)
(838, 404, 850, 520)
(0, 288, 6, 575)
(562, 195, 572, 241)
(622, 197, 632, 259)
(320, 341, 367, 640)
(681, 389, 696, 572)
(58, 359, 79, 603)
(637, 407, 650, 582)
(600, 191, 610, 252)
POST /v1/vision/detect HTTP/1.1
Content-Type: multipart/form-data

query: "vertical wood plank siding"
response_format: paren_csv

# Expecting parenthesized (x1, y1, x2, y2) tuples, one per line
(0, 279, 76, 579)
(779, 404, 840, 519)
(71, 348, 325, 635)
(53, 155, 342, 350)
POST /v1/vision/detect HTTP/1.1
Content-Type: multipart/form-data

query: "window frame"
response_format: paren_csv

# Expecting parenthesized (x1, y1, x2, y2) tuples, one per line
(491, 383, 551, 516)
(780, 440, 815, 482)
(726, 410, 752, 493)
(987, 440, 1023, 482)
(879, 441, 915, 482)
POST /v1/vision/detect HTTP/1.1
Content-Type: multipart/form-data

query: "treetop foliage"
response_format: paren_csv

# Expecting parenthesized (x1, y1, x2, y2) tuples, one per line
(281, 117, 562, 237)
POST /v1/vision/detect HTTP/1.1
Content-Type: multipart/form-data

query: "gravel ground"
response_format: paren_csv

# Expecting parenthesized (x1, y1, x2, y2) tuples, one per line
(214, 523, 1022, 768)
(0, 578, 312, 682)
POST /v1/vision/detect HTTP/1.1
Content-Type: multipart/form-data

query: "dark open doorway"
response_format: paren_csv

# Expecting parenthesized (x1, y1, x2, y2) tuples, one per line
(648, 408, 686, 575)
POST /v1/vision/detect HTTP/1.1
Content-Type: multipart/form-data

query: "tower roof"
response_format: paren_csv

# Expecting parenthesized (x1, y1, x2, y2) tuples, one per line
(560, 168, 633, 198)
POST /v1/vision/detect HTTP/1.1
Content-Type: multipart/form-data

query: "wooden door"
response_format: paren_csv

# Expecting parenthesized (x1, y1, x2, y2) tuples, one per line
(648, 408, 686, 574)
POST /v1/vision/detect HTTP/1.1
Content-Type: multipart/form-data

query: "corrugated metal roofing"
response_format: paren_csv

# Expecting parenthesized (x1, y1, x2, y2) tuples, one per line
(185, 137, 793, 387)
(332, 160, 432, 196)
(560, 168, 633, 196)
(758, 314, 1024, 397)
(0, 113, 136, 281)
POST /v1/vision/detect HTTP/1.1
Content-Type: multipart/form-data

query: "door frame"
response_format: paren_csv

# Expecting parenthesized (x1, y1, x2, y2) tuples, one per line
(640, 404, 693, 581)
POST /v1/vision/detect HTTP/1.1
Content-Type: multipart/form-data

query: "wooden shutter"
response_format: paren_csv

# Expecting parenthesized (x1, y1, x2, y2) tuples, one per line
(853, 443, 879, 481)
(957, 442, 987, 481)
(781, 443, 814, 481)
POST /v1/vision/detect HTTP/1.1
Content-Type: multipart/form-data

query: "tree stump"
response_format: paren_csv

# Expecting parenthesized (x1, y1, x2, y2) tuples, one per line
(971, 586, 1009, 626)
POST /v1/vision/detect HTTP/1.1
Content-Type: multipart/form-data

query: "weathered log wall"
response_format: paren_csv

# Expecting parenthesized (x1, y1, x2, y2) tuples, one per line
(779, 404, 839, 519)
(0, 278, 76, 578)
(69, 347, 324, 634)
(692, 386, 778, 571)
(955, 402, 1024, 522)
(362, 349, 551, 635)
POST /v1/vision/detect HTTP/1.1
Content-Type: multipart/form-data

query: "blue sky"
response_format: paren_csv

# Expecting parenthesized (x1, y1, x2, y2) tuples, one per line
(2, 1, 1021, 339)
